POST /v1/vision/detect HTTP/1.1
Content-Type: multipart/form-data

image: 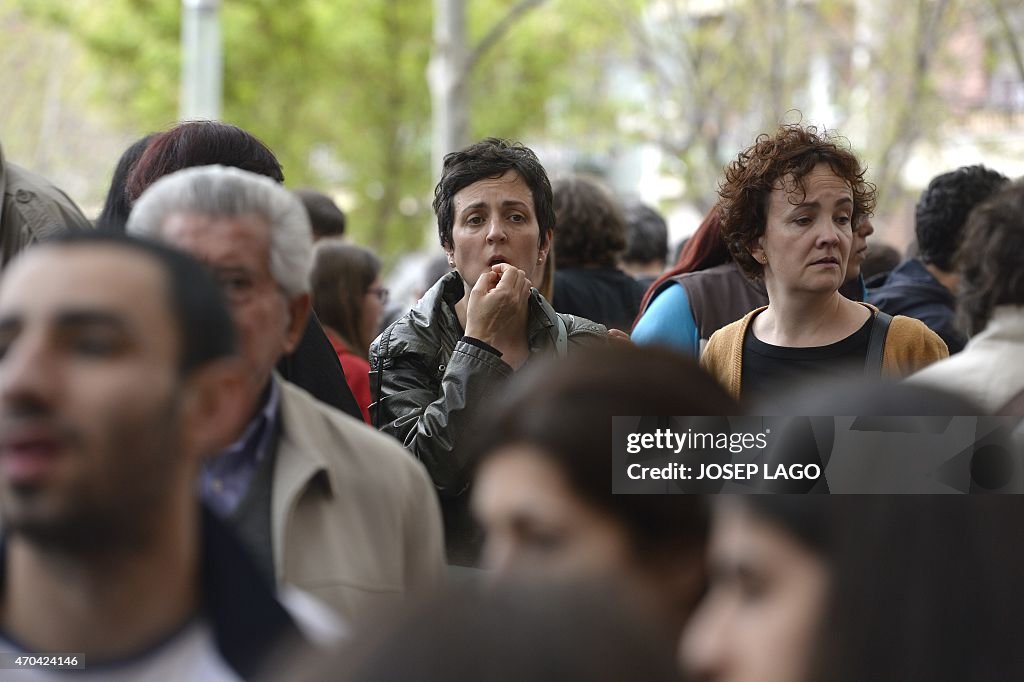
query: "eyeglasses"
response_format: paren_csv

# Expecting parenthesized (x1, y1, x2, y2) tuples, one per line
(367, 286, 390, 304)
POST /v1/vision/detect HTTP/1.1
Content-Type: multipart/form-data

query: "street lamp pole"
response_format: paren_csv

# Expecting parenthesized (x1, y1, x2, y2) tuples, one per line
(180, 0, 222, 121)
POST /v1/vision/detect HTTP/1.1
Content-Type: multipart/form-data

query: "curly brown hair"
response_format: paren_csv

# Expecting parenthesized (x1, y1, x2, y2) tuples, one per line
(956, 179, 1024, 336)
(718, 124, 876, 279)
(552, 175, 627, 269)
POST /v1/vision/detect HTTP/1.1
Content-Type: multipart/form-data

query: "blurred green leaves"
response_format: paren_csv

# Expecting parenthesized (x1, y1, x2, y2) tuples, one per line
(17, 0, 616, 258)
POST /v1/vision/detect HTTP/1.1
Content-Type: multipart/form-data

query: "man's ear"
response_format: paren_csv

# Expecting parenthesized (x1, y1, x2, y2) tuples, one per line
(181, 358, 251, 465)
(282, 292, 311, 355)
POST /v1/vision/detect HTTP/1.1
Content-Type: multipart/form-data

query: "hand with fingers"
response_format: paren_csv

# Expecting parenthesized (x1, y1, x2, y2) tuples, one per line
(607, 328, 633, 345)
(464, 263, 532, 369)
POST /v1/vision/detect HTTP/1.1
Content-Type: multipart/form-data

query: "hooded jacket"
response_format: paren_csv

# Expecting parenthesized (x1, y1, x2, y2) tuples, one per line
(867, 258, 965, 353)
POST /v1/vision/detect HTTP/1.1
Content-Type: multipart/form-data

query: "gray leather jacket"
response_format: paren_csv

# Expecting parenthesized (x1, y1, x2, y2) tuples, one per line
(370, 271, 606, 497)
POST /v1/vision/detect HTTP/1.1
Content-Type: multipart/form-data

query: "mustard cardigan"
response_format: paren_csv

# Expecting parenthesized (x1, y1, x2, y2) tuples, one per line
(700, 304, 949, 400)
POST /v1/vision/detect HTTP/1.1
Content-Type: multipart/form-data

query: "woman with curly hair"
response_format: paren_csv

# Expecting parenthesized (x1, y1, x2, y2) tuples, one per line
(631, 203, 873, 357)
(700, 125, 947, 402)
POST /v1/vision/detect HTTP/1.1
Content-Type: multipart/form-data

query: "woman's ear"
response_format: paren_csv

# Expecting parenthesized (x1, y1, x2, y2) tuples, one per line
(750, 238, 767, 266)
(539, 229, 553, 257)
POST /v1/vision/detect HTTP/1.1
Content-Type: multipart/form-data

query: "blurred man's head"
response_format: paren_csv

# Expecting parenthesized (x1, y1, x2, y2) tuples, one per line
(621, 202, 669, 278)
(915, 165, 1008, 273)
(0, 233, 243, 552)
(128, 165, 313, 403)
(295, 188, 347, 241)
(956, 178, 1024, 336)
(845, 215, 875, 281)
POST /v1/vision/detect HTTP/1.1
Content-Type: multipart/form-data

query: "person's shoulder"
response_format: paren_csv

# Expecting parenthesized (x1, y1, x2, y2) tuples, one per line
(889, 313, 946, 343)
(371, 295, 455, 360)
(684, 261, 744, 281)
(632, 283, 690, 340)
(3, 161, 91, 229)
(559, 312, 607, 337)
(883, 314, 950, 368)
(279, 378, 427, 479)
(712, 308, 758, 340)
(904, 351, 961, 386)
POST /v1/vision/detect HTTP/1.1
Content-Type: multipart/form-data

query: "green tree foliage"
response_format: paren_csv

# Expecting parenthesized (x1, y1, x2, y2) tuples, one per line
(19, 0, 614, 258)
(21, 0, 434, 255)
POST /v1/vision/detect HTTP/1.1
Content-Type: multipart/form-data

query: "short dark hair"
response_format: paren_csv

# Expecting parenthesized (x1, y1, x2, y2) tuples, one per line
(469, 345, 737, 560)
(433, 138, 555, 251)
(915, 165, 1009, 271)
(126, 120, 284, 204)
(552, 175, 627, 268)
(295, 188, 346, 239)
(45, 231, 236, 374)
(622, 202, 669, 265)
(719, 124, 876, 280)
(956, 179, 1024, 336)
(96, 133, 157, 233)
(310, 241, 381, 357)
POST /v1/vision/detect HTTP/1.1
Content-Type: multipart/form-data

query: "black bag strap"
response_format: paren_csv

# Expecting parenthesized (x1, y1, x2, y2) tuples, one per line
(865, 310, 893, 376)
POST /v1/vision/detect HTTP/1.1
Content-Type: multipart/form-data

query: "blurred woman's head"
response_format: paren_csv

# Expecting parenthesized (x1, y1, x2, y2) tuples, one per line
(719, 125, 875, 289)
(682, 496, 832, 682)
(310, 241, 384, 358)
(551, 174, 627, 269)
(684, 493, 1024, 682)
(469, 344, 738, 634)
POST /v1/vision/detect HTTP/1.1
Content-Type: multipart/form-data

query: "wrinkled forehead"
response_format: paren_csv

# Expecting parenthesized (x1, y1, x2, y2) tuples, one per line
(772, 165, 854, 205)
(454, 170, 535, 209)
(159, 211, 273, 267)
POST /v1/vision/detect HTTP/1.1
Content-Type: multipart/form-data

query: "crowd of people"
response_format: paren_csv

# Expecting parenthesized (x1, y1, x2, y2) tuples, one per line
(0, 119, 1022, 680)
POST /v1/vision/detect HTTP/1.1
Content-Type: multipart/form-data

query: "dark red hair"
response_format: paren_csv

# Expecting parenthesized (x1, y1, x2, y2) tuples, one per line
(126, 120, 284, 204)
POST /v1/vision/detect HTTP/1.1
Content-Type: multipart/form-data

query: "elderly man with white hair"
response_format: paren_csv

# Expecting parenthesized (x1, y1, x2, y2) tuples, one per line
(128, 165, 444, 627)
